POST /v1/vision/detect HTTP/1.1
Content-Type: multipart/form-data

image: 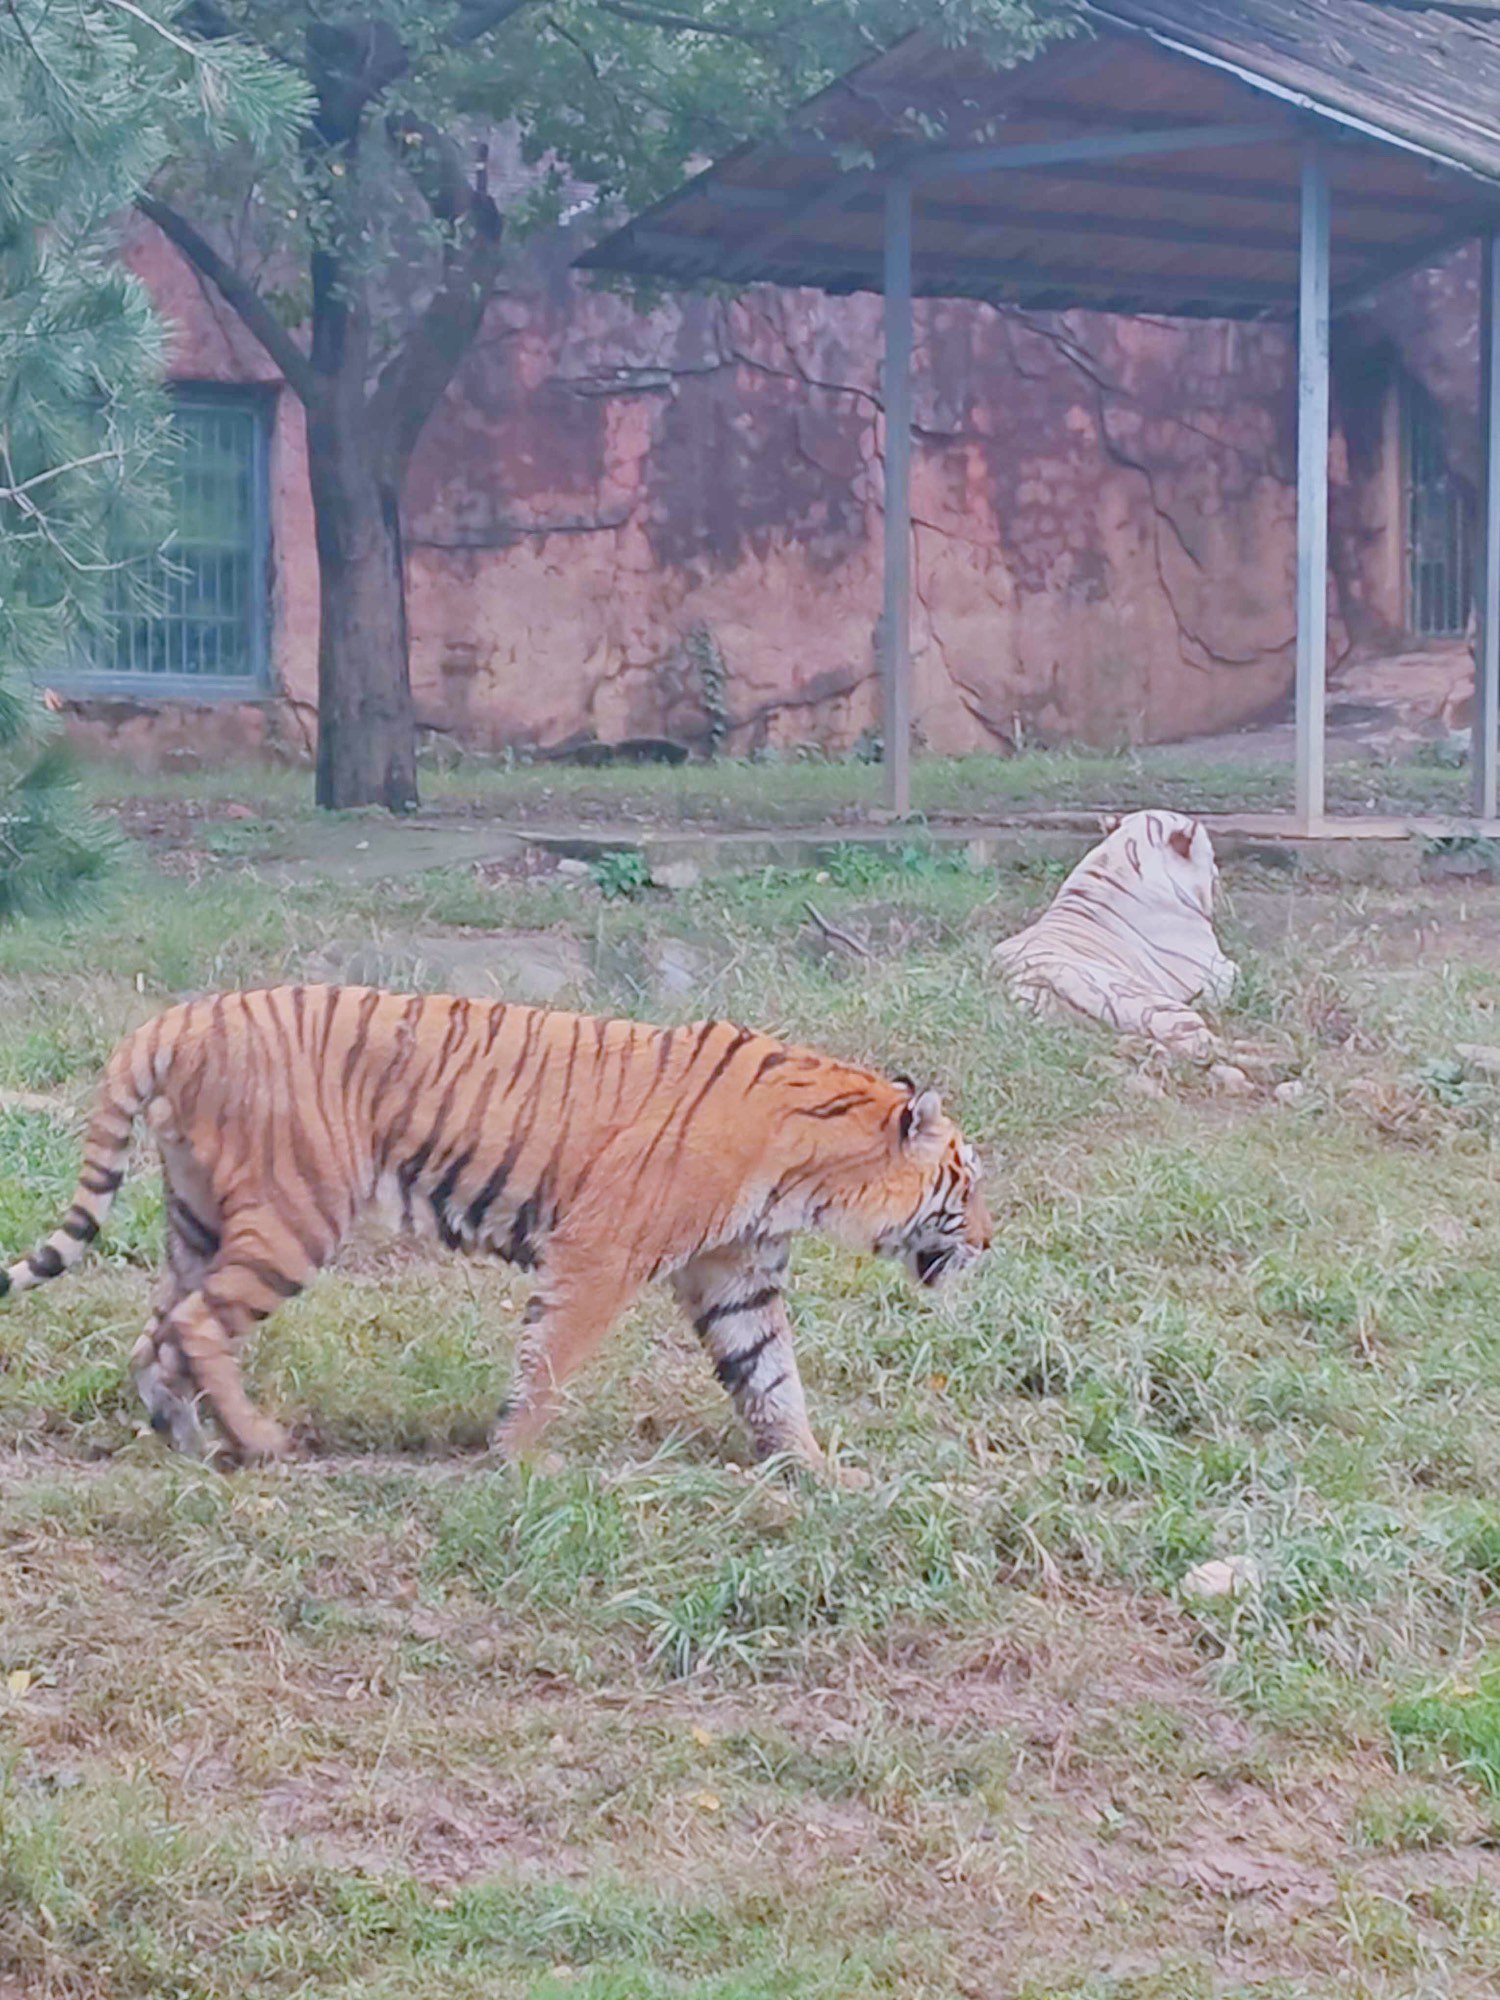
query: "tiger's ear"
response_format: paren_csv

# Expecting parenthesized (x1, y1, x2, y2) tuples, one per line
(899, 1087, 944, 1150)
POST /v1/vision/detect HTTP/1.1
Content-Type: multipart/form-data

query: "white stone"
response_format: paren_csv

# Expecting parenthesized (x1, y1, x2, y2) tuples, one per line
(1181, 1556, 1259, 1600)
(1209, 1062, 1253, 1096)
(1124, 1070, 1166, 1099)
(655, 860, 701, 891)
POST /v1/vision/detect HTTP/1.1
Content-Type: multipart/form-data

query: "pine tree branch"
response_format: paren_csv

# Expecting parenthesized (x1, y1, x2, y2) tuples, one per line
(0, 443, 125, 575)
(95, 0, 206, 61)
(136, 192, 317, 404)
(0, 450, 124, 502)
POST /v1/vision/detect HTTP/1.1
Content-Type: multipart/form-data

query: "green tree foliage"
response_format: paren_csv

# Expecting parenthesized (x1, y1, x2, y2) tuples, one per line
(0, 0, 302, 914)
(145, 0, 1074, 811)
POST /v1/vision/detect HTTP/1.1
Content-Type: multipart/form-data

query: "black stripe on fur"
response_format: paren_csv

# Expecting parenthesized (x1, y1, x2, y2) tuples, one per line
(693, 1286, 779, 1337)
(714, 1331, 778, 1394)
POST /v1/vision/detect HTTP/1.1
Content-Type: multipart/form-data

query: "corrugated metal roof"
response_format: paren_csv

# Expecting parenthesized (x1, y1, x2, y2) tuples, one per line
(577, 1, 1500, 319)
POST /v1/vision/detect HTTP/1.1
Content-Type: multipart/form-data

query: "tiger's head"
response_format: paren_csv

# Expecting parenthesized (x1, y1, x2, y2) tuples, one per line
(864, 1080, 991, 1290)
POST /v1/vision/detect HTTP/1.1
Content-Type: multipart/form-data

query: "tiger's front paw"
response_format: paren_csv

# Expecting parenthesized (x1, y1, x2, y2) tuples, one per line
(229, 1415, 292, 1466)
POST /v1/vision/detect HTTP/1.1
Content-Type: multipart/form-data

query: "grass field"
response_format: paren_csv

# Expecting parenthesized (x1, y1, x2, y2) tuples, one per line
(8, 801, 1500, 1996)
(84, 739, 1474, 832)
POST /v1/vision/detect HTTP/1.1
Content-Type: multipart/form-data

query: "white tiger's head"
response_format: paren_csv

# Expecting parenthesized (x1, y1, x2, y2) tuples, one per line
(1090, 809, 1219, 919)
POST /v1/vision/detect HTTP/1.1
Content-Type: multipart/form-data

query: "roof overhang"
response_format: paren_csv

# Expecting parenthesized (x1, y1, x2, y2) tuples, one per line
(577, 3, 1500, 319)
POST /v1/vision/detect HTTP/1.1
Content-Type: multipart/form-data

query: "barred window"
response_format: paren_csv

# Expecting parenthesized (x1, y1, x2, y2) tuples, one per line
(82, 390, 270, 693)
(1405, 378, 1473, 641)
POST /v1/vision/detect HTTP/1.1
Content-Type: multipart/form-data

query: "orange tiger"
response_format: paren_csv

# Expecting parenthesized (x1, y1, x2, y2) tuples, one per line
(3, 987, 990, 1476)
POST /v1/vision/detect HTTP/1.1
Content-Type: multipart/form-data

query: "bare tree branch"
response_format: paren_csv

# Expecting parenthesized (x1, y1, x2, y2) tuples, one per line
(803, 902, 871, 959)
(319, 0, 540, 118)
(593, 0, 777, 40)
(363, 122, 505, 465)
(365, 189, 505, 468)
(386, 111, 478, 223)
(451, 0, 544, 51)
(135, 193, 317, 404)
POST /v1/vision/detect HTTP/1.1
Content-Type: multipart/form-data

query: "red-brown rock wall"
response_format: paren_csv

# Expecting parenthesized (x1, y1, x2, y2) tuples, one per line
(402, 255, 1314, 754)
(94, 218, 1434, 761)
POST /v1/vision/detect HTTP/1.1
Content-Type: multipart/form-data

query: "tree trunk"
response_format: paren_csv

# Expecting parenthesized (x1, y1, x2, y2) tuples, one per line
(306, 409, 419, 812)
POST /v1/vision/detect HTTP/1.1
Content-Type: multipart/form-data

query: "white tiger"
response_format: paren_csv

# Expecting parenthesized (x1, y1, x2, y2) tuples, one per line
(993, 810, 1236, 1062)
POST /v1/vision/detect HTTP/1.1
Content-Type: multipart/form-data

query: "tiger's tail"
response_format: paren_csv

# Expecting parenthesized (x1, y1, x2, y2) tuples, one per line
(1, 1024, 154, 1299)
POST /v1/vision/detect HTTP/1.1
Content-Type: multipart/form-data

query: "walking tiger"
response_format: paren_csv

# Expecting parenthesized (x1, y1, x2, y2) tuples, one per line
(2, 986, 990, 1476)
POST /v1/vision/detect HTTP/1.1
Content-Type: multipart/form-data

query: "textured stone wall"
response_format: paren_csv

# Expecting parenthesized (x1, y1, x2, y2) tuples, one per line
(402, 239, 1317, 755)
(92, 217, 1446, 763)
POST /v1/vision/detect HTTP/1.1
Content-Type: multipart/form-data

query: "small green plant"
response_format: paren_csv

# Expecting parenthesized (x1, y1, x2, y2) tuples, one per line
(1352, 1781, 1457, 1852)
(591, 848, 653, 900)
(1392, 1662, 1500, 1793)
(1417, 1055, 1474, 1107)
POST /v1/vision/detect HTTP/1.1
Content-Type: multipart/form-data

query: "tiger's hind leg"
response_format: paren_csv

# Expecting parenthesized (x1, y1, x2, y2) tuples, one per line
(133, 1270, 210, 1457)
(671, 1242, 831, 1475)
(154, 1220, 330, 1464)
(130, 1144, 224, 1456)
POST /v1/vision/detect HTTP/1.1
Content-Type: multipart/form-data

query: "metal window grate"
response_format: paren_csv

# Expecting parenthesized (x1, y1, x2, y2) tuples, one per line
(84, 392, 269, 694)
(1406, 380, 1473, 639)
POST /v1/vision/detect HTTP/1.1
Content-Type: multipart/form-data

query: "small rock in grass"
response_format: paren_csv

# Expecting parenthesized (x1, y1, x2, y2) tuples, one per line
(1181, 1555, 1259, 1600)
(1125, 1070, 1167, 1099)
(1274, 1079, 1308, 1107)
(555, 857, 592, 879)
(1209, 1062, 1254, 1096)
(655, 860, 701, 892)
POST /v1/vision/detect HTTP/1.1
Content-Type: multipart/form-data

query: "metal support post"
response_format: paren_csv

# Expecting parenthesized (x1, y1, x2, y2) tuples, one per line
(1474, 232, 1500, 821)
(1295, 145, 1331, 832)
(881, 177, 913, 818)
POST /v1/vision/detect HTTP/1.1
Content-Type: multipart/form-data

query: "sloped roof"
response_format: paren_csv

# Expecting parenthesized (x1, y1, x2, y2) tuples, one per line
(577, 0, 1500, 319)
(1094, 0, 1500, 186)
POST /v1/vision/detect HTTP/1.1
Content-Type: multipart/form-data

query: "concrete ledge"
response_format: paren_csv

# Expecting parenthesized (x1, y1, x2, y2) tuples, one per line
(512, 813, 1500, 885)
